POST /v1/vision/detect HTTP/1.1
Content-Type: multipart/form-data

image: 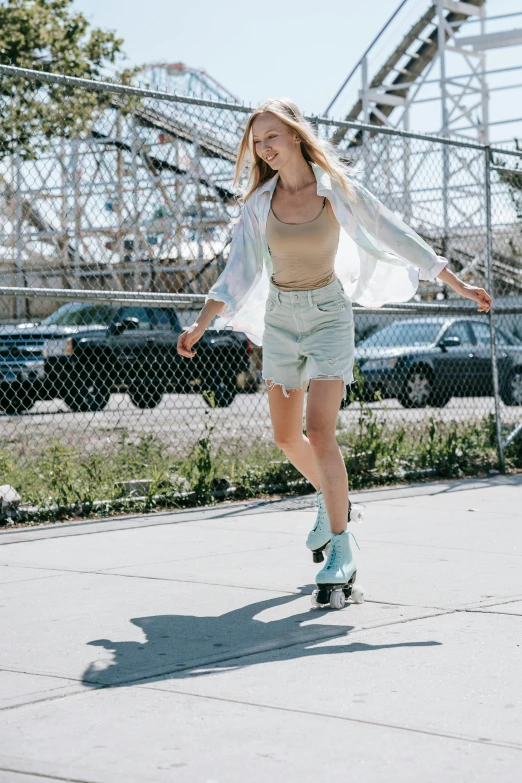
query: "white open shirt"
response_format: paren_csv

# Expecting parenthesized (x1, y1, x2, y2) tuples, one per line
(207, 162, 447, 345)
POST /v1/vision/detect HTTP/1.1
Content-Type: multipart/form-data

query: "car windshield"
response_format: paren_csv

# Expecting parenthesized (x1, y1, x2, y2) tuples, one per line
(41, 303, 117, 327)
(361, 322, 442, 348)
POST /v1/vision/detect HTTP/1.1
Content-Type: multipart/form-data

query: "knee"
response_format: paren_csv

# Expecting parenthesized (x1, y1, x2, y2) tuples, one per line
(273, 430, 302, 452)
(306, 422, 334, 453)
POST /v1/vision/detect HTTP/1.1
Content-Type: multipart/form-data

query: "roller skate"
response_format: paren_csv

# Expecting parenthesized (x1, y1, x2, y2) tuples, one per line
(306, 490, 330, 563)
(311, 530, 364, 610)
(306, 490, 364, 563)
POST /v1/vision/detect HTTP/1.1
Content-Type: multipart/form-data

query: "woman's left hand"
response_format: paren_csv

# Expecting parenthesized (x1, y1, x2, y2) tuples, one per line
(460, 284, 492, 313)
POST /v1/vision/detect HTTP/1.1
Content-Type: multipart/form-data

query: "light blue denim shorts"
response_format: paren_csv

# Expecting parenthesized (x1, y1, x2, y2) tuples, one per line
(262, 277, 355, 404)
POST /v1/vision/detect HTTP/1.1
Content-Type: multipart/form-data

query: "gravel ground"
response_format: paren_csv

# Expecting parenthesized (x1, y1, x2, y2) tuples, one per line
(2, 390, 516, 460)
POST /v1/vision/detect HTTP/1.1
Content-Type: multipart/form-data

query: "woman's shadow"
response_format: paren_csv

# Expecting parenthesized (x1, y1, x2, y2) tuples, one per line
(82, 586, 441, 688)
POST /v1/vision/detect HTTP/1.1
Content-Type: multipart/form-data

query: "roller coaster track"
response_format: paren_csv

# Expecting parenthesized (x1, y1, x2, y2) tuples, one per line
(90, 130, 236, 204)
(110, 95, 239, 164)
(331, 0, 485, 147)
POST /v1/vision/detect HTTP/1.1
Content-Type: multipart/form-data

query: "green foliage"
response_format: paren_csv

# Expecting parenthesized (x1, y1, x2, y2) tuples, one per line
(0, 405, 513, 526)
(505, 425, 522, 467)
(182, 391, 218, 506)
(0, 0, 124, 72)
(0, 0, 138, 158)
(417, 413, 498, 476)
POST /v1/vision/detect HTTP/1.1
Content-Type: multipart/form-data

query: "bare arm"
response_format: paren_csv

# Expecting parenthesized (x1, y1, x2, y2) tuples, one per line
(437, 267, 492, 313)
(194, 298, 227, 330)
(177, 298, 226, 359)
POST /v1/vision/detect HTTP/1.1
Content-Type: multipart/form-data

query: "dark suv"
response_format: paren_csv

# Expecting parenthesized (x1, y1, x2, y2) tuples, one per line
(0, 303, 253, 413)
(354, 317, 522, 408)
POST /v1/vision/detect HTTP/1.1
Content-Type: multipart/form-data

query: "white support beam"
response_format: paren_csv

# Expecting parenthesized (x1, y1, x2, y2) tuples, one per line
(443, 1, 481, 17)
(362, 89, 406, 107)
(369, 105, 396, 128)
(456, 29, 522, 50)
(392, 67, 411, 77)
(385, 81, 419, 90)
(445, 44, 483, 57)
(446, 85, 483, 103)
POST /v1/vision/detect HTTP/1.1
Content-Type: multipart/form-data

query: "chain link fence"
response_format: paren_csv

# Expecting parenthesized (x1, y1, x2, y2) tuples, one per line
(1, 64, 522, 519)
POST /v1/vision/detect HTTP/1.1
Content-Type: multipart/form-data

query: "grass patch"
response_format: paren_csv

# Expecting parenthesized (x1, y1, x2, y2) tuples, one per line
(1, 387, 520, 525)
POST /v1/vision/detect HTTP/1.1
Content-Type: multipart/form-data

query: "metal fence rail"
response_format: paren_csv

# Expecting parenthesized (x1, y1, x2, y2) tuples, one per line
(1, 63, 522, 516)
(2, 285, 522, 315)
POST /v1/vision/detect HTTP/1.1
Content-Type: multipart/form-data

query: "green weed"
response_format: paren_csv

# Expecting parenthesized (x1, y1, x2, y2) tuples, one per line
(0, 400, 513, 525)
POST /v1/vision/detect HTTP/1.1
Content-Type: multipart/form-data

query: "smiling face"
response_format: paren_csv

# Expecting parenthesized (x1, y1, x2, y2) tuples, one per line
(251, 112, 300, 170)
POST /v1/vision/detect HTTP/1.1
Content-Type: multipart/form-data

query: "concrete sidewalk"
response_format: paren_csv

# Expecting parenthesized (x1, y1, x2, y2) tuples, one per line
(0, 475, 521, 782)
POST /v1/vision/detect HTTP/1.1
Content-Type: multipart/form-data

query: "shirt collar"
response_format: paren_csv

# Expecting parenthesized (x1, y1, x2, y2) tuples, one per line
(257, 162, 332, 195)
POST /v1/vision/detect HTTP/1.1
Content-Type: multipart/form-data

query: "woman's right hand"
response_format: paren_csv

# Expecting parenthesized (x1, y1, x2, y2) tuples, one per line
(177, 322, 206, 358)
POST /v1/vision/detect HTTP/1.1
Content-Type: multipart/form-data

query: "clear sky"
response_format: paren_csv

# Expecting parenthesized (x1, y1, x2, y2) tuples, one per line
(73, 0, 522, 142)
(72, 0, 411, 115)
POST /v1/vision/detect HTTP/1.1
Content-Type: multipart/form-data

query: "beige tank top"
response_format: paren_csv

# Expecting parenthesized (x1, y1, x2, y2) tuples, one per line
(266, 197, 340, 291)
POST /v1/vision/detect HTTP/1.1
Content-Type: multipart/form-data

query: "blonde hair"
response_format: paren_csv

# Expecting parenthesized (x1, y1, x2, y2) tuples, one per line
(233, 97, 355, 203)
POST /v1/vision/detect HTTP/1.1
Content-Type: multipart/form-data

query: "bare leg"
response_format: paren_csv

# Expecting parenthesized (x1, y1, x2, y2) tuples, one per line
(266, 379, 320, 490)
(305, 378, 348, 534)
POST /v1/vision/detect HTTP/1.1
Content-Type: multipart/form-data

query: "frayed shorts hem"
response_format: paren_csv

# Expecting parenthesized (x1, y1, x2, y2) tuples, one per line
(263, 374, 353, 404)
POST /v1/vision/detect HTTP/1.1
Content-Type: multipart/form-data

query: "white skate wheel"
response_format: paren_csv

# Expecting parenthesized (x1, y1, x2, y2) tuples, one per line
(330, 589, 346, 610)
(350, 503, 365, 523)
(351, 585, 365, 604)
(311, 589, 321, 609)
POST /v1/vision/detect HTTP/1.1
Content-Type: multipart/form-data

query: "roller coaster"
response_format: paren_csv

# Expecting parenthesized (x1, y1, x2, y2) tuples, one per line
(1, 0, 522, 322)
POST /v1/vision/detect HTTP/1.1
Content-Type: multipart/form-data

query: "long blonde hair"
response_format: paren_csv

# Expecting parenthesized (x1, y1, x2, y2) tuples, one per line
(233, 97, 355, 203)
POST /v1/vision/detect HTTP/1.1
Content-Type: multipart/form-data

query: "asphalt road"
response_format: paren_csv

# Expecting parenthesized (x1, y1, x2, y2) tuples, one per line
(1, 475, 521, 781)
(1, 389, 515, 460)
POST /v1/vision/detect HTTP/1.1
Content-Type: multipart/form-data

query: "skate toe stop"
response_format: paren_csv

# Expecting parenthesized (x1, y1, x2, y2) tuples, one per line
(351, 585, 365, 603)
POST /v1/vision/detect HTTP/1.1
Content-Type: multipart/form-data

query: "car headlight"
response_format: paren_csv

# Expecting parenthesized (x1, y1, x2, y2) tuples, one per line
(362, 357, 398, 372)
(43, 338, 74, 358)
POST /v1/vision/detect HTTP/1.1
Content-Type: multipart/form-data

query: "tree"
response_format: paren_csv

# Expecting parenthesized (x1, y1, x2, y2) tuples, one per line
(0, 0, 136, 157)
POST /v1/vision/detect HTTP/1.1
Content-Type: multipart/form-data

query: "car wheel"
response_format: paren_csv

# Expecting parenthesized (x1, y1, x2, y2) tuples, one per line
(244, 378, 261, 394)
(63, 381, 111, 412)
(201, 373, 237, 407)
(500, 368, 522, 406)
(340, 388, 352, 409)
(0, 387, 37, 414)
(430, 389, 452, 408)
(129, 384, 163, 409)
(398, 367, 433, 408)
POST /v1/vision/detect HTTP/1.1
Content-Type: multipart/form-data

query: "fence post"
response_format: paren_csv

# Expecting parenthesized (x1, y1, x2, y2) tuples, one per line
(69, 139, 81, 287)
(13, 156, 26, 320)
(485, 145, 505, 472)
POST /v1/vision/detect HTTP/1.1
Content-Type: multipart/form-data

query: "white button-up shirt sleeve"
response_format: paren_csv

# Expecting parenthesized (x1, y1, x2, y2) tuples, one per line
(205, 200, 261, 318)
(349, 180, 448, 282)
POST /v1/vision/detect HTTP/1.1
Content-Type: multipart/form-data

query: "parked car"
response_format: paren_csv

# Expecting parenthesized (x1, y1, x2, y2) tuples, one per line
(351, 317, 522, 408)
(0, 322, 47, 414)
(0, 303, 255, 413)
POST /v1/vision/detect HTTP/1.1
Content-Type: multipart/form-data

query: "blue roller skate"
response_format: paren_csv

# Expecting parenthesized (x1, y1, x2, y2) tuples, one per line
(306, 490, 330, 563)
(306, 490, 364, 563)
(311, 529, 364, 610)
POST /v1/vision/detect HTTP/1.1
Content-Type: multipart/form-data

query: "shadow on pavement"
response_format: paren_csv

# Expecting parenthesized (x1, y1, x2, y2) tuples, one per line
(82, 587, 441, 688)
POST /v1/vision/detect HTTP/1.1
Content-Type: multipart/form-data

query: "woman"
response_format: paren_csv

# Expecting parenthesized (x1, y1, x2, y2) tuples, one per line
(177, 98, 492, 609)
